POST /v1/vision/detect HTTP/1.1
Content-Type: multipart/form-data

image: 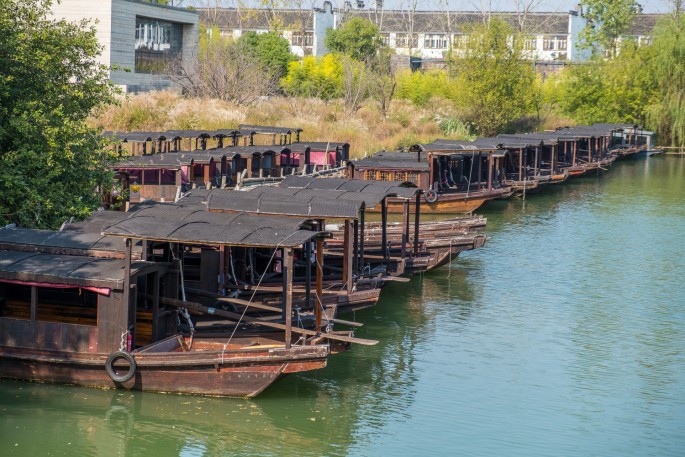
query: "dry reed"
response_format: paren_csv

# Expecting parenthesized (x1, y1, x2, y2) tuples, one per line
(90, 91, 473, 158)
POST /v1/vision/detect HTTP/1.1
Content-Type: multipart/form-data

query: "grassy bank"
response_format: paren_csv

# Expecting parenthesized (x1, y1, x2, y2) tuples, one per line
(90, 91, 572, 159)
(90, 91, 467, 159)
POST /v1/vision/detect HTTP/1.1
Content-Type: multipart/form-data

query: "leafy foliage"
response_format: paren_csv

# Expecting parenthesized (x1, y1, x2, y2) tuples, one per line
(579, 0, 642, 57)
(395, 70, 456, 107)
(449, 19, 537, 136)
(646, 10, 685, 147)
(238, 31, 297, 80)
(281, 55, 343, 100)
(0, 0, 117, 229)
(553, 44, 655, 125)
(324, 17, 382, 61)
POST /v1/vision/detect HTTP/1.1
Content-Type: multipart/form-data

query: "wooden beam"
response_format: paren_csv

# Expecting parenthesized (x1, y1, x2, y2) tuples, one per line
(285, 247, 293, 349)
(315, 238, 323, 330)
(159, 296, 378, 345)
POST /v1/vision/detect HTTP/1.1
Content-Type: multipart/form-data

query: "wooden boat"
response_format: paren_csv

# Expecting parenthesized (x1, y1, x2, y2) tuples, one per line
(350, 146, 513, 215)
(0, 209, 375, 398)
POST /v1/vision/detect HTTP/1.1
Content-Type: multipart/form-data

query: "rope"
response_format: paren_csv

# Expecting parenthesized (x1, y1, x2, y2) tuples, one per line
(221, 231, 301, 363)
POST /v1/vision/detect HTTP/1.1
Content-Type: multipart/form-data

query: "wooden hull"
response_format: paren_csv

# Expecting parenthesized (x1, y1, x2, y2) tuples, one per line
(0, 335, 329, 398)
(378, 195, 488, 215)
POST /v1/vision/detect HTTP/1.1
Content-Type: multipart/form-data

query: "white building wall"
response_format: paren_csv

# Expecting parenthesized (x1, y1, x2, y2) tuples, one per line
(313, 1, 335, 56)
(568, 10, 590, 62)
(50, 0, 114, 74)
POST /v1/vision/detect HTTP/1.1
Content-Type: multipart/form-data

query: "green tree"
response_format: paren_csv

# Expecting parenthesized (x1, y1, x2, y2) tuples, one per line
(238, 31, 296, 80)
(646, 7, 685, 147)
(552, 43, 656, 125)
(325, 17, 382, 61)
(449, 18, 536, 136)
(0, 0, 117, 229)
(579, 0, 642, 57)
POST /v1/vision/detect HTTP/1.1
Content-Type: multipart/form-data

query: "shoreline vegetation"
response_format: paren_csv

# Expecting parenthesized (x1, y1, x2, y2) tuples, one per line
(90, 91, 574, 159)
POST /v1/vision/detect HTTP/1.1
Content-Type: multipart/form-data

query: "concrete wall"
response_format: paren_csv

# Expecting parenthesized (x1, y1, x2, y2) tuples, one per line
(568, 10, 591, 62)
(313, 1, 335, 57)
(51, 0, 198, 93)
(50, 0, 114, 72)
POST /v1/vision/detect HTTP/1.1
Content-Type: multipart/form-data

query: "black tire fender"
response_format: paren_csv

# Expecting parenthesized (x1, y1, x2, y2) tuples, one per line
(105, 351, 137, 383)
(425, 189, 438, 203)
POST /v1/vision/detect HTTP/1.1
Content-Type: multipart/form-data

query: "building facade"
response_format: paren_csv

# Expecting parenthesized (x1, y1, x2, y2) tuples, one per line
(200, 5, 661, 64)
(51, 0, 199, 93)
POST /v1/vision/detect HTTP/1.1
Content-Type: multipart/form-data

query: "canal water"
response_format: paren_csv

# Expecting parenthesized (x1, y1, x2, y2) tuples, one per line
(1, 157, 684, 457)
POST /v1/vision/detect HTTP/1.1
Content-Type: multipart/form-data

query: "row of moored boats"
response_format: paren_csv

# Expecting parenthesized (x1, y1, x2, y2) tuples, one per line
(0, 122, 654, 396)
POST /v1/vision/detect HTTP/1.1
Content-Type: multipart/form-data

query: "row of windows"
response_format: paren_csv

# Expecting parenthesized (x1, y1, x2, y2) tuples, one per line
(364, 170, 420, 185)
(213, 28, 649, 54)
(380, 33, 569, 51)
(134, 18, 183, 74)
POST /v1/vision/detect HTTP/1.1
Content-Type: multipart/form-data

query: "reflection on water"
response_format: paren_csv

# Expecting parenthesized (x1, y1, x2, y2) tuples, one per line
(1, 158, 684, 457)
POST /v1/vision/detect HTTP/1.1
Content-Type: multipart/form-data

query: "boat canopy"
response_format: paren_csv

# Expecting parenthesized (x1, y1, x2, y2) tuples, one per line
(0, 226, 124, 253)
(207, 187, 364, 218)
(0, 250, 153, 290)
(101, 205, 323, 248)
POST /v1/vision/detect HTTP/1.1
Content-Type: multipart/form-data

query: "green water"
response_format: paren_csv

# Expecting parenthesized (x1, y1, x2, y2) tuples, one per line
(1, 158, 684, 457)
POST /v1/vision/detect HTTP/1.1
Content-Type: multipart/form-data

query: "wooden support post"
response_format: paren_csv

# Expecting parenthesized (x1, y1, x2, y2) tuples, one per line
(305, 241, 312, 309)
(477, 152, 483, 188)
(152, 270, 160, 340)
(124, 238, 133, 346)
(353, 219, 359, 275)
(30, 286, 37, 321)
(381, 199, 388, 262)
(219, 245, 226, 291)
(518, 147, 523, 180)
(315, 238, 323, 330)
(487, 152, 493, 190)
(285, 247, 293, 349)
(413, 193, 421, 255)
(573, 141, 577, 165)
(343, 220, 353, 293)
(359, 209, 365, 275)
(401, 200, 409, 259)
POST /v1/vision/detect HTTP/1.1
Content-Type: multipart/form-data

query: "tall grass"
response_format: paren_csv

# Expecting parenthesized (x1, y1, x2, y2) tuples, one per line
(90, 91, 528, 158)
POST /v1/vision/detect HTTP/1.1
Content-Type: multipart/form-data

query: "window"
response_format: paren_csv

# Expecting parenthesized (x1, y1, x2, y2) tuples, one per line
(424, 34, 448, 49)
(638, 36, 652, 46)
(396, 33, 418, 48)
(0, 282, 98, 326)
(543, 35, 567, 51)
(378, 171, 391, 181)
(405, 172, 420, 185)
(135, 17, 183, 74)
(292, 31, 314, 47)
(381, 33, 390, 46)
(524, 36, 537, 50)
(453, 34, 467, 48)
